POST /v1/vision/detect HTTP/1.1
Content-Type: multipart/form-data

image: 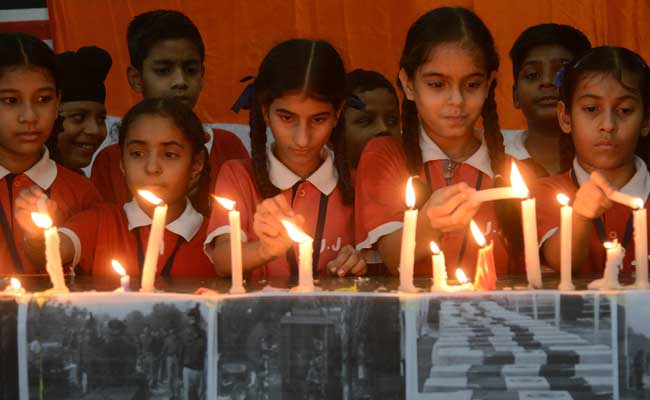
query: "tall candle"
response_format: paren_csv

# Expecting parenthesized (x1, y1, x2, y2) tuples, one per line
(557, 194, 574, 291)
(111, 260, 130, 292)
(430, 241, 447, 291)
(281, 219, 314, 292)
(632, 198, 649, 289)
(589, 240, 624, 290)
(470, 220, 496, 291)
(399, 177, 418, 293)
(609, 190, 642, 209)
(138, 190, 168, 293)
(31, 212, 68, 292)
(214, 196, 245, 294)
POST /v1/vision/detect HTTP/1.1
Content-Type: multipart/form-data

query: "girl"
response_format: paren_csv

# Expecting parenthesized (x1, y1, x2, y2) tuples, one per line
(205, 39, 366, 281)
(0, 32, 101, 275)
(355, 7, 525, 278)
(15, 98, 216, 277)
(533, 46, 650, 275)
(47, 46, 112, 175)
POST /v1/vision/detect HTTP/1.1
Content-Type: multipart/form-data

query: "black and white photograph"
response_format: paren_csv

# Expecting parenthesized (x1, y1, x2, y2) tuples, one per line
(619, 290, 650, 399)
(409, 292, 618, 399)
(0, 296, 19, 400)
(217, 294, 402, 399)
(26, 294, 213, 400)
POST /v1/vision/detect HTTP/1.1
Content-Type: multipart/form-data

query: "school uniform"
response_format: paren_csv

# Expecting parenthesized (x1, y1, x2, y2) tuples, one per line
(355, 129, 515, 277)
(205, 146, 354, 281)
(533, 156, 650, 275)
(0, 149, 102, 274)
(502, 129, 549, 179)
(59, 199, 215, 276)
(90, 128, 250, 204)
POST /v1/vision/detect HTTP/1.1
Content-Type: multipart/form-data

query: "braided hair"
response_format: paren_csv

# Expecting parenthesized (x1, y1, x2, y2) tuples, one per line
(248, 39, 354, 204)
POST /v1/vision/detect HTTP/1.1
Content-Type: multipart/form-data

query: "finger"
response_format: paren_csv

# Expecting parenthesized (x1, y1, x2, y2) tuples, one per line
(349, 258, 368, 276)
(590, 171, 614, 196)
(272, 194, 295, 217)
(255, 219, 282, 238)
(327, 246, 351, 273)
(429, 191, 470, 218)
(336, 251, 360, 276)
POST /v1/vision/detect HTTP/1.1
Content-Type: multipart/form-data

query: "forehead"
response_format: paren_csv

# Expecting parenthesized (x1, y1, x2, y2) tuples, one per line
(0, 66, 56, 89)
(575, 71, 642, 99)
(354, 88, 398, 112)
(419, 41, 486, 77)
(126, 115, 189, 144)
(145, 38, 202, 63)
(59, 100, 106, 113)
(269, 93, 335, 114)
(522, 44, 574, 65)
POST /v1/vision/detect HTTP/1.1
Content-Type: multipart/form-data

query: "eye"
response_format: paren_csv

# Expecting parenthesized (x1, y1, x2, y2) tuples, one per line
(97, 116, 107, 125)
(312, 116, 328, 124)
(466, 80, 484, 89)
(184, 65, 200, 75)
(426, 81, 444, 89)
(618, 107, 635, 115)
(0, 97, 17, 105)
(355, 117, 371, 126)
(582, 105, 598, 113)
(154, 68, 171, 76)
(68, 113, 86, 123)
(386, 116, 399, 126)
(165, 151, 180, 159)
(278, 114, 294, 123)
(524, 72, 540, 81)
(37, 95, 53, 103)
(129, 150, 144, 158)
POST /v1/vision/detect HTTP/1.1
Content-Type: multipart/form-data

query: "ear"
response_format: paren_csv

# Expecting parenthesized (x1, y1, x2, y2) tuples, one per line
(398, 68, 415, 101)
(126, 65, 144, 93)
(119, 156, 126, 176)
(641, 110, 650, 137)
(262, 104, 270, 126)
(557, 100, 572, 134)
(512, 85, 520, 109)
(191, 150, 206, 181)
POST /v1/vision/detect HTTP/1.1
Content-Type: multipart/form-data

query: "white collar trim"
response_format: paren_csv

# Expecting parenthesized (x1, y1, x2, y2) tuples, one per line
(124, 198, 203, 241)
(573, 156, 650, 202)
(267, 145, 338, 195)
(0, 148, 57, 189)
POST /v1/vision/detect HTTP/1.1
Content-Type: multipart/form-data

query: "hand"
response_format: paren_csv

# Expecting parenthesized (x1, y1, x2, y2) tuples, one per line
(326, 244, 367, 276)
(253, 194, 304, 260)
(422, 182, 480, 234)
(14, 186, 58, 240)
(573, 171, 614, 219)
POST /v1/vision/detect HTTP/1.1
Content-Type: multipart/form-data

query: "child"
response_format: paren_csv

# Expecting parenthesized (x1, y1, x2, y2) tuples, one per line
(506, 24, 591, 177)
(534, 46, 650, 275)
(16, 98, 216, 277)
(47, 46, 112, 174)
(204, 39, 365, 281)
(0, 32, 101, 275)
(342, 69, 400, 169)
(91, 10, 249, 204)
(356, 7, 525, 278)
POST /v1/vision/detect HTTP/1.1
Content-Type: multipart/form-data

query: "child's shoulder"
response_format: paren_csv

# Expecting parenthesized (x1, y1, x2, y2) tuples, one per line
(220, 157, 254, 176)
(54, 164, 101, 192)
(532, 171, 575, 198)
(360, 136, 406, 165)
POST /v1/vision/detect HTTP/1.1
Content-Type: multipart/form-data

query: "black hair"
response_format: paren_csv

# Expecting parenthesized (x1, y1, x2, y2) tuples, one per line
(0, 32, 60, 87)
(118, 97, 210, 214)
(345, 69, 397, 98)
(399, 7, 523, 272)
(127, 10, 205, 70)
(248, 39, 353, 204)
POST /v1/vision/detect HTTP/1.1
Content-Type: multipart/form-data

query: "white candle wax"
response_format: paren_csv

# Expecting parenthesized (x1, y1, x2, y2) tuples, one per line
(474, 242, 496, 291)
(228, 209, 245, 294)
(557, 194, 574, 291)
(430, 242, 447, 291)
(120, 275, 131, 291)
(141, 203, 167, 292)
(589, 240, 624, 290)
(399, 178, 418, 293)
(472, 187, 525, 202)
(3, 278, 25, 296)
(298, 238, 315, 290)
(44, 226, 67, 291)
(633, 206, 649, 288)
(522, 198, 542, 288)
(609, 190, 641, 209)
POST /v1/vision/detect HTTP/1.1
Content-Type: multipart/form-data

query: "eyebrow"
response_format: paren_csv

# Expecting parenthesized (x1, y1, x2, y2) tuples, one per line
(125, 139, 186, 148)
(151, 59, 200, 65)
(0, 86, 56, 94)
(275, 108, 332, 117)
(577, 94, 640, 101)
(420, 72, 485, 79)
(522, 58, 570, 67)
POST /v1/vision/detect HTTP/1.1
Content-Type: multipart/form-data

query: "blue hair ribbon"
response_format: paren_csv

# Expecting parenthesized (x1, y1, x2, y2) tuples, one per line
(554, 65, 567, 88)
(231, 76, 255, 113)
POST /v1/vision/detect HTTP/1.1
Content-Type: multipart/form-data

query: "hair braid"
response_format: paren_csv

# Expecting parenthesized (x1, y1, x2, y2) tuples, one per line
(401, 98, 422, 176)
(330, 119, 354, 204)
(250, 99, 280, 199)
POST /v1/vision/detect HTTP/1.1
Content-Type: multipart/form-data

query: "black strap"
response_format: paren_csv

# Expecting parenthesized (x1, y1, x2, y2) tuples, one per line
(0, 175, 24, 273)
(134, 228, 185, 277)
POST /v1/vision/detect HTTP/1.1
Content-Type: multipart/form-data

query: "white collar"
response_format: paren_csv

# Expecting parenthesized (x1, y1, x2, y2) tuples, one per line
(124, 198, 203, 241)
(419, 126, 494, 179)
(573, 156, 650, 202)
(502, 130, 530, 160)
(0, 148, 57, 189)
(267, 145, 338, 195)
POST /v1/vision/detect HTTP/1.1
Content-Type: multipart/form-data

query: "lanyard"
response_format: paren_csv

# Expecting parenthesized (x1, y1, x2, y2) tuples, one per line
(134, 228, 185, 277)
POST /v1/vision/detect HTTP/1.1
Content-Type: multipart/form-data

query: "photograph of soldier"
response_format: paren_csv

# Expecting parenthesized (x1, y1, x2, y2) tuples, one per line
(0, 295, 18, 400)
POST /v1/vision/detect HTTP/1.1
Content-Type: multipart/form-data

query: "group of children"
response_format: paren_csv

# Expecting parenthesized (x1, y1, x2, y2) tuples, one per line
(1, 7, 649, 285)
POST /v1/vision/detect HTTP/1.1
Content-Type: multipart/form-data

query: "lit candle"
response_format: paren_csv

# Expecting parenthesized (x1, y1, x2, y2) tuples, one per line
(511, 163, 542, 288)
(399, 177, 418, 293)
(609, 190, 642, 209)
(111, 260, 130, 292)
(557, 194, 574, 291)
(281, 219, 314, 292)
(430, 241, 447, 291)
(470, 220, 496, 291)
(137, 190, 168, 293)
(472, 187, 528, 202)
(213, 196, 245, 294)
(632, 198, 649, 289)
(31, 212, 68, 292)
(453, 268, 474, 291)
(3, 277, 25, 296)
(588, 240, 624, 290)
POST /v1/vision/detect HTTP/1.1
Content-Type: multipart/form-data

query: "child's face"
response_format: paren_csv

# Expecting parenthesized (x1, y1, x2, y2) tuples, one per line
(264, 93, 340, 173)
(514, 45, 573, 126)
(399, 42, 494, 140)
(57, 101, 107, 170)
(343, 88, 400, 166)
(129, 39, 204, 108)
(558, 72, 650, 171)
(121, 115, 203, 209)
(0, 67, 58, 162)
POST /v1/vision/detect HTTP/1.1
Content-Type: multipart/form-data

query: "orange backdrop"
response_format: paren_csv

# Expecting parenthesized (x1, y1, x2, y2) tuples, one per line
(48, 0, 650, 129)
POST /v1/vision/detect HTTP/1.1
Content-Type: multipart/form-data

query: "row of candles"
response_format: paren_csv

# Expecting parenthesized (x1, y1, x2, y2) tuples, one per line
(3, 162, 648, 295)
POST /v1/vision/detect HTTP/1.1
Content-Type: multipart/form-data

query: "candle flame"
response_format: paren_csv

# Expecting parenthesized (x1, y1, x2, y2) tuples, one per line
(510, 162, 529, 198)
(111, 260, 126, 277)
(31, 212, 53, 229)
(405, 177, 415, 209)
(470, 220, 486, 247)
(556, 193, 570, 206)
(604, 239, 620, 249)
(281, 219, 312, 243)
(430, 241, 440, 254)
(137, 190, 163, 205)
(456, 268, 469, 283)
(212, 195, 236, 211)
(633, 198, 644, 210)
(10, 277, 21, 290)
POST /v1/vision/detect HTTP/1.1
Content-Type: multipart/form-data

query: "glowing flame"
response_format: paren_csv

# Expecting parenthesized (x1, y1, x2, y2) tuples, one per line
(470, 220, 486, 247)
(556, 193, 570, 207)
(212, 195, 236, 211)
(510, 162, 529, 198)
(456, 268, 469, 283)
(405, 177, 415, 209)
(430, 241, 441, 254)
(111, 260, 126, 277)
(633, 198, 644, 210)
(137, 190, 163, 206)
(604, 240, 620, 249)
(31, 212, 53, 229)
(10, 277, 21, 290)
(281, 219, 312, 243)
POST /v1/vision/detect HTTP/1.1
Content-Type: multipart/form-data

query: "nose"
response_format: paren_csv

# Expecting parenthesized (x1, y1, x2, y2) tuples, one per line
(84, 118, 101, 136)
(541, 67, 555, 88)
(19, 102, 37, 125)
(447, 85, 464, 106)
(145, 152, 162, 175)
(170, 67, 189, 90)
(600, 110, 617, 134)
(374, 118, 389, 136)
(293, 122, 310, 148)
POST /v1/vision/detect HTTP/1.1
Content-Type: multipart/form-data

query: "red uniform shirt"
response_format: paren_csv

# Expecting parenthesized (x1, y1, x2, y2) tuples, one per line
(206, 149, 354, 282)
(90, 128, 249, 204)
(0, 150, 102, 274)
(60, 200, 215, 276)
(533, 157, 650, 275)
(355, 135, 519, 277)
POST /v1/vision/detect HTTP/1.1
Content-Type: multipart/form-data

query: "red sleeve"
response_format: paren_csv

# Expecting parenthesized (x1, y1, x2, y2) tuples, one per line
(208, 129, 251, 192)
(531, 173, 576, 244)
(61, 206, 102, 275)
(51, 166, 103, 225)
(355, 137, 410, 249)
(90, 144, 131, 204)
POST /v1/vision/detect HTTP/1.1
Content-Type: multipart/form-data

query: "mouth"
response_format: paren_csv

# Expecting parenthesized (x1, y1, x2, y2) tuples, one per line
(535, 96, 559, 106)
(442, 115, 468, 125)
(595, 140, 616, 150)
(72, 142, 100, 153)
(17, 131, 43, 142)
(173, 96, 193, 106)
